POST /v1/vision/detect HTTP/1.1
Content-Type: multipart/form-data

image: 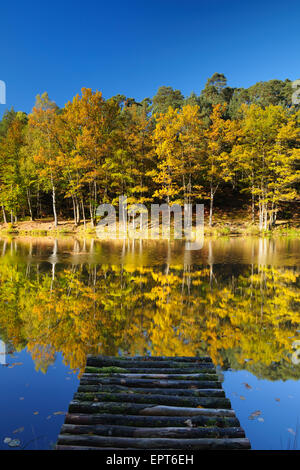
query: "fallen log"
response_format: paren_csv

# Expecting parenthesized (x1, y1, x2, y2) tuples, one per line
(73, 391, 231, 409)
(82, 372, 219, 381)
(57, 434, 250, 449)
(60, 423, 245, 439)
(80, 377, 222, 389)
(77, 384, 225, 397)
(87, 355, 212, 363)
(86, 359, 214, 369)
(65, 412, 240, 428)
(85, 366, 215, 374)
(68, 401, 236, 417)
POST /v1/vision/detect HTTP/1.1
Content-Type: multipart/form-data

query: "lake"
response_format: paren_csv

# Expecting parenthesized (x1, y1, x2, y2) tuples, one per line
(0, 236, 299, 450)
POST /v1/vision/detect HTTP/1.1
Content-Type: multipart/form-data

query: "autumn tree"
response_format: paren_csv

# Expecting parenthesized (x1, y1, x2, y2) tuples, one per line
(0, 113, 28, 222)
(232, 104, 300, 229)
(62, 89, 122, 226)
(27, 93, 62, 226)
(202, 104, 239, 226)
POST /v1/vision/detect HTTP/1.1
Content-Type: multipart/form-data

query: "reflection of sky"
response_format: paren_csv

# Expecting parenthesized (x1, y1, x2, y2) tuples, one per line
(223, 370, 300, 450)
(0, 349, 79, 450)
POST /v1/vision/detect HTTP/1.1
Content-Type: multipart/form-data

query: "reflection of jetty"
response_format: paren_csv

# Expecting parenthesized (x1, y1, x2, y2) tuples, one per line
(56, 356, 250, 450)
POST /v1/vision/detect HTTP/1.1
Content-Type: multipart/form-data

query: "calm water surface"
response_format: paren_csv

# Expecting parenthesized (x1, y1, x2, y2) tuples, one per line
(0, 236, 299, 450)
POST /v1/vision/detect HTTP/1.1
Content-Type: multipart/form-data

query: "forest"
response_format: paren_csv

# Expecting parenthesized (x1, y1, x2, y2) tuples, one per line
(0, 73, 299, 232)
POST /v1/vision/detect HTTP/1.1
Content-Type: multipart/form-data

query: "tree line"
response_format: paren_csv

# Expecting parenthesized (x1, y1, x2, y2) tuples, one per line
(0, 73, 299, 230)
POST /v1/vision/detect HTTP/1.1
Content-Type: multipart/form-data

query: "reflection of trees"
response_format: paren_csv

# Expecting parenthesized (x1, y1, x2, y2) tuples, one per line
(0, 247, 299, 379)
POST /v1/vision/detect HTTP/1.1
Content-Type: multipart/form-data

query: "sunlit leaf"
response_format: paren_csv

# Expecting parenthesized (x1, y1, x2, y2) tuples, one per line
(13, 427, 24, 434)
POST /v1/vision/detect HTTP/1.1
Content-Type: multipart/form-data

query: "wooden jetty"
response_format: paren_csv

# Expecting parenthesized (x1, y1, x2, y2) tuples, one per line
(56, 355, 251, 450)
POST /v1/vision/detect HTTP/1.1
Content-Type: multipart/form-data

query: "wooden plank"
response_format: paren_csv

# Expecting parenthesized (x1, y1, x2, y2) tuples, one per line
(82, 372, 219, 380)
(80, 377, 222, 389)
(85, 366, 215, 374)
(87, 355, 212, 363)
(61, 423, 246, 438)
(64, 412, 241, 428)
(77, 385, 226, 397)
(57, 434, 251, 449)
(86, 359, 214, 369)
(73, 391, 231, 409)
(68, 401, 236, 417)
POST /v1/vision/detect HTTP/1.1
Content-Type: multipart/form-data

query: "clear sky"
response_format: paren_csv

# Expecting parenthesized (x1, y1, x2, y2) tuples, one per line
(0, 0, 300, 116)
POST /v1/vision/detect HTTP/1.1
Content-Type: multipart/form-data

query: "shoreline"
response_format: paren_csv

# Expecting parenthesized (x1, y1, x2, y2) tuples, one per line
(0, 218, 299, 239)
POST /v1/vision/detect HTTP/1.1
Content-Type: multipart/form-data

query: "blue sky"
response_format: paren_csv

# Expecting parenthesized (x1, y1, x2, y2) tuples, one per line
(0, 0, 299, 117)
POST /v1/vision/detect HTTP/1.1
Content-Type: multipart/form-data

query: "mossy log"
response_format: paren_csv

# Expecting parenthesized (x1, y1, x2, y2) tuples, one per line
(80, 377, 222, 389)
(65, 412, 240, 428)
(85, 366, 215, 374)
(86, 358, 214, 369)
(73, 391, 231, 409)
(82, 372, 219, 381)
(69, 400, 235, 417)
(57, 433, 250, 449)
(87, 355, 212, 363)
(60, 423, 245, 438)
(77, 384, 225, 398)
(85, 366, 128, 374)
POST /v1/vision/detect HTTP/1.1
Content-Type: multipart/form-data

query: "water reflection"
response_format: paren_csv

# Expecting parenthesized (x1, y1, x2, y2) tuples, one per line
(0, 237, 299, 379)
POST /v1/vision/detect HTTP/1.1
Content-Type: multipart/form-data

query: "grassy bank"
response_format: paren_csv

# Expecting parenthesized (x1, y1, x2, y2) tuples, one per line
(0, 211, 299, 239)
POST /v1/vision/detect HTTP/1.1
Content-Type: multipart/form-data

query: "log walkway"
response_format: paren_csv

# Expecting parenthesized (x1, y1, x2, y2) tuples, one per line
(56, 355, 251, 450)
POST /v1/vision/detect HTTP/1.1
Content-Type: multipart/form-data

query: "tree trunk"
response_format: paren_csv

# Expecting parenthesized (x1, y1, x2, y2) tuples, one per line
(93, 180, 97, 221)
(2, 206, 7, 224)
(76, 196, 80, 225)
(258, 197, 263, 231)
(89, 195, 94, 227)
(72, 196, 77, 226)
(27, 188, 34, 221)
(52, 183, 58, 227)
(263, 202, 268, 231)
(209, 187, 214, 227)
(251, 187, 255, 224)
(81, 199, 86, 228)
